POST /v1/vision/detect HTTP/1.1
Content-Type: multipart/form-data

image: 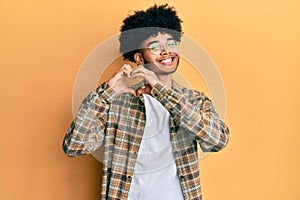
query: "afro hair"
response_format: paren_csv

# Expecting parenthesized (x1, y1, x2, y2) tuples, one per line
(119, 4, 183, 62)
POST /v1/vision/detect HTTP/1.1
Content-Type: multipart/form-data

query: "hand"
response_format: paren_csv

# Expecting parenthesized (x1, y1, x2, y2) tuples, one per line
(131, 66, 161, 87)
(136, 84, 152, 96)
(108, 64, 136, 96)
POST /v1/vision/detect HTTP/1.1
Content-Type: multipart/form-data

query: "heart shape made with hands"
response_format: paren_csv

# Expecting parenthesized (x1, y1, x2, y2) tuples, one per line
(124, 64, 153, 96)
(108, 64, 155, 97)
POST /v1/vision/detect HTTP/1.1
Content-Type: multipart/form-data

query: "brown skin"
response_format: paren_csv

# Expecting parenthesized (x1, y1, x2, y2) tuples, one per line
(108, 33, 180, 96)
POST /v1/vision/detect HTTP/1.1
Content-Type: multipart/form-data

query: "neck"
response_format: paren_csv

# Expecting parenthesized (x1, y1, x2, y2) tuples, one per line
(157, 74, 173, 88)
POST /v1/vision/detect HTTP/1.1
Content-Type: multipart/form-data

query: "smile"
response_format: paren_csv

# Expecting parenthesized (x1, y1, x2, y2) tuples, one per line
(158, 57, 175, 65)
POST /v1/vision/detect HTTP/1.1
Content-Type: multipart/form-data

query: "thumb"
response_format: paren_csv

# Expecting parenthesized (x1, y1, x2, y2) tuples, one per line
(136, 88, 144, 97)
(143, 84, 152, 94)
(124, 88, 137, 97)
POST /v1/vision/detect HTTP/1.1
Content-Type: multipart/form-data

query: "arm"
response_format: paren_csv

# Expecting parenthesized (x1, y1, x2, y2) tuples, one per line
(62, 82, 117, 157)
(63, 64, 135, 157)
(151, 83, 230, 152)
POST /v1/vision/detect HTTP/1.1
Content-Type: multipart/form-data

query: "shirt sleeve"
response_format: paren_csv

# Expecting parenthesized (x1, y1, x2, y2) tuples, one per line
(62, 82, 117, 157)
(151, 82, 230, 152)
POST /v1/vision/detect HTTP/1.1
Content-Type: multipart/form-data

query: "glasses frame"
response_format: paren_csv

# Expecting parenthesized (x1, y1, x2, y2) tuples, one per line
(142, 38, 180, 55)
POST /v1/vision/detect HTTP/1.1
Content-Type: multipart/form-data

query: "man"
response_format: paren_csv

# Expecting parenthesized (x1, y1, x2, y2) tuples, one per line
(63, 4, 230, 200)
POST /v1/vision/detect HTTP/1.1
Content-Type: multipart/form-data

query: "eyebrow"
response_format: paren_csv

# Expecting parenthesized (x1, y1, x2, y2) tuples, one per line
(146, 38, 175, 47)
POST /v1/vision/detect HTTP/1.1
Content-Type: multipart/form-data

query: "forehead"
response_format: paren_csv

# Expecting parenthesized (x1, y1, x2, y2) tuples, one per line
(141, 32, 174, 46)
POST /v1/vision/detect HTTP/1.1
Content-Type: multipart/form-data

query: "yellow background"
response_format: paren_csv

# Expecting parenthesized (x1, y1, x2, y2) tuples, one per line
(1, 0, 299, 199)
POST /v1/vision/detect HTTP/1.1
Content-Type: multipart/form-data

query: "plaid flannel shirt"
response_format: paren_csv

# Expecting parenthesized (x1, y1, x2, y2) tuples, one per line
(62, 80, 230, 200)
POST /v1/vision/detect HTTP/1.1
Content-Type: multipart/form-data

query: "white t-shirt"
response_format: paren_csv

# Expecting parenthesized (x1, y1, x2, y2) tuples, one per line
(128, 94, 184, 200)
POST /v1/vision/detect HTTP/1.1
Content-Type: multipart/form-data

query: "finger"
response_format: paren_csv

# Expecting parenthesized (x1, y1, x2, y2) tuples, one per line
(143, 84, 152, 94)
(132, 65, 152, 74)
(136, 88, 144, 96)
(124, 88, 137, 97)
(131, 66, 154, 78)
(117, 64, 131, 73)
(108, 65, 131, 87)
(115, 65, 126, 77)
(118, 64, 127, 73)
(124, 64, 132, 71)
(131, 66, 145, 74)
(131, 72, 146, 79)
(121, 64, 133, 78)
(124, 69, 132, 78)
(116, 64, 132, 78)
(135, 85, 151, 96)
(131, 67, 148, 77)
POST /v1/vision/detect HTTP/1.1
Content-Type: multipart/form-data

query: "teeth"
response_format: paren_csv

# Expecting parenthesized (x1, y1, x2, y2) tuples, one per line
(160, 58, 172, 64)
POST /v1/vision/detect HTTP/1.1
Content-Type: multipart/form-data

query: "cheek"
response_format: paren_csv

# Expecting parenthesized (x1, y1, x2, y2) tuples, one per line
(143, 56, 156, 64)
(141, 51, 157, 64)
(176, 56, 180, 65)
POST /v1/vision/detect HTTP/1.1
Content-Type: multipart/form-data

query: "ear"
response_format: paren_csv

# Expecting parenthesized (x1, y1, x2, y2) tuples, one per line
(134, 53, 144, 65)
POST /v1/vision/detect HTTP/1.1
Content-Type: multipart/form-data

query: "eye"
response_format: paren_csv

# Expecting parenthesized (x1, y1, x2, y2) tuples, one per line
(167, 40, 177, 48)
(149, 45, 161, 51)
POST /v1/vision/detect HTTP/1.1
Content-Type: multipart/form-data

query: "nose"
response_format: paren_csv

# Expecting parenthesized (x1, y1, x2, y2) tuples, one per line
(160, 46, 170, 55)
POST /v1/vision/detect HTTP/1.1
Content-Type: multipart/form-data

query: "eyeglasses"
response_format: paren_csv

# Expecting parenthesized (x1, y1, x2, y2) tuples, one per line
(144, 39, 179, 55)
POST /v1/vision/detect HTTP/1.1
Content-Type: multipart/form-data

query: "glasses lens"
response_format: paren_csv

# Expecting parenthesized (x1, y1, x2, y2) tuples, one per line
(166, 40, 178, 52)
(149, 43, 162, 54)
(147, 40, 179, 55)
